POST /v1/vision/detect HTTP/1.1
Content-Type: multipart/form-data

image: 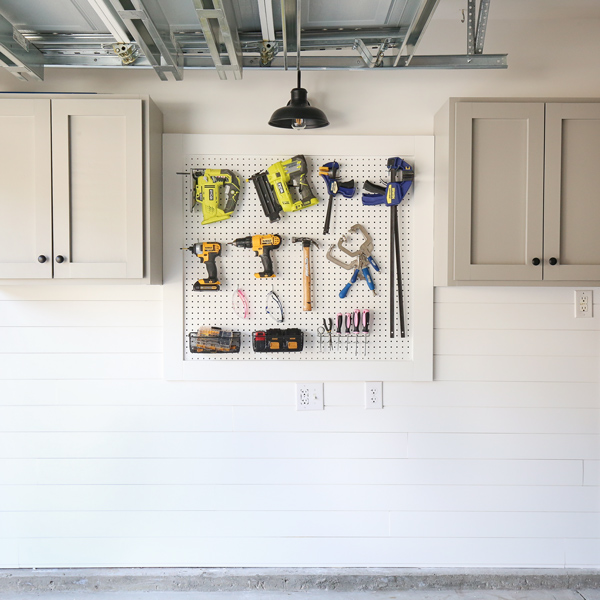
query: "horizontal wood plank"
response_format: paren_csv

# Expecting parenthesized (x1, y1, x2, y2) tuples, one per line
(0, 285, 162, 301)
(0, 458, 582, 486)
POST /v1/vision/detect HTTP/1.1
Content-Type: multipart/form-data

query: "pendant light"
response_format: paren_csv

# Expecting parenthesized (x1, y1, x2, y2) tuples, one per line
(268, 0, 329, 130)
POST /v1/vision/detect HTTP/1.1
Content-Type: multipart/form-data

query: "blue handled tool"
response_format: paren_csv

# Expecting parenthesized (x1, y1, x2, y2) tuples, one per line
(319, 161, 355, 235)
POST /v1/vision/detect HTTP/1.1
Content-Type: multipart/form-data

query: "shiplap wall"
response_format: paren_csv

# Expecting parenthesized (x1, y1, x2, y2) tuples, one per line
(0, 9, 599, 569)
(0, 284, 598, 567)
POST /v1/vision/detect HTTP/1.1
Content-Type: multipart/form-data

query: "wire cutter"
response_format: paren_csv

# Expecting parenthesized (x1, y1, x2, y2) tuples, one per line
(322, 318, 333, 350)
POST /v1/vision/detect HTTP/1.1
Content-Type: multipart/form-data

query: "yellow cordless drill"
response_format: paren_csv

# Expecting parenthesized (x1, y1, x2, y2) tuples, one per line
(182, 242, 222, 291)
(228, 235, 282, 278)
(249, 155, 318, 222)
(193, 169, 241, 224)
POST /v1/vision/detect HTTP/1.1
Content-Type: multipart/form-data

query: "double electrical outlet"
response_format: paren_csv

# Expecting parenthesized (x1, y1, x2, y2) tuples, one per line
(295, 382, 383, 410)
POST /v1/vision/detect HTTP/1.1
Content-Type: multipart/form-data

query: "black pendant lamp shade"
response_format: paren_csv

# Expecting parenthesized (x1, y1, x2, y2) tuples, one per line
(268, 72, 329, 130)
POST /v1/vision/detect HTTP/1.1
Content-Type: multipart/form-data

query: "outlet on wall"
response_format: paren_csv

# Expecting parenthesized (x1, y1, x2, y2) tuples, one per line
(365, 381, 383, 409)
(296, 383, 324, 411)
(575, 290, 593, 318)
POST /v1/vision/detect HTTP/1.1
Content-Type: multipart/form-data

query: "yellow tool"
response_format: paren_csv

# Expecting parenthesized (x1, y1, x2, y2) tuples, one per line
(228, 235, 282, 278)
(182, 242, 222, 291)
(193, 169, 241, 224)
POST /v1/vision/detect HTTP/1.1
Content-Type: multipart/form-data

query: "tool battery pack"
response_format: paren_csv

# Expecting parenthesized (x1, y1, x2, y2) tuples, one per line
(252, 328, 304, 352)
(189, 327, 241, 354)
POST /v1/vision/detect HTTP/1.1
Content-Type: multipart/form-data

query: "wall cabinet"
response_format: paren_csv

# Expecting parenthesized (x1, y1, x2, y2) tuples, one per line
(0, 95, 162, 283)
(434, 98, 600, 286)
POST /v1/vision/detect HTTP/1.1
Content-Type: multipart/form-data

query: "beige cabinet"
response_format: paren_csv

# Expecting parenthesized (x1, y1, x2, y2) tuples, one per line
(435, 98, 600, 286)
(0, 95, 162, 283)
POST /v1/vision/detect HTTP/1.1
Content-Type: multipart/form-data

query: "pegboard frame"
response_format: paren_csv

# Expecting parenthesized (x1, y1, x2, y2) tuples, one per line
(163, 134, 433, 381)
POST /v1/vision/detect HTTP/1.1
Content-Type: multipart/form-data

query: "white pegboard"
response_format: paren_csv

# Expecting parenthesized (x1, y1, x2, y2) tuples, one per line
(183, 154, 413, 362)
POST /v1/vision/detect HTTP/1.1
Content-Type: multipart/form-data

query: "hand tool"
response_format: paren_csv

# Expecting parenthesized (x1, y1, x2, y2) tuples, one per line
(322, 318, 333, 350)
(326, 224, 380, 297)
(228, 234, 282, 278)
(182, 242, 222, 291)
(265, 288, 284, 323)
(232, 284, 249, 318)
(352, 308, 361, 356)
(316, 326, 325, 352)
(362, 158, 414, 338)
(192, 169, 241, 222)
(292, 237, 319, 311)
(318, 160, 355, 235)
(362, 309, 370, 356)
(345, 312, 352, 352)
(335, 312, 344, 351)
(249, 155, 319, 222)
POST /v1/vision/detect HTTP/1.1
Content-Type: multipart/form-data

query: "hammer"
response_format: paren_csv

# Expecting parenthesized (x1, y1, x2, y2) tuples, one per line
(292, 237, 319, 311)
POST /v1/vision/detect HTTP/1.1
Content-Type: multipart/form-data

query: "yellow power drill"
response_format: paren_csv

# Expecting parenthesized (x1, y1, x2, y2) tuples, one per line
(227, 235, 282, 278)
(193, 169, 241, 225)
(249, 155, 318, 222)
(182, 242, 222, 291)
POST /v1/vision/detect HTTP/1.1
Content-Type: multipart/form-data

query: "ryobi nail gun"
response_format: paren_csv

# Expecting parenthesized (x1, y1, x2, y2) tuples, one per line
(192, 169, 241, 225)
(248, 155, 318, 222)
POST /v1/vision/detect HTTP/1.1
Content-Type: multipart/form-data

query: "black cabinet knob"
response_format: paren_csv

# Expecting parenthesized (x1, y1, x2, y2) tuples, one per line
(532, 258, 540, 266)
(37, 255, 47, 263)
(549, 257, 558, 265)
(55, 255, 65, 264)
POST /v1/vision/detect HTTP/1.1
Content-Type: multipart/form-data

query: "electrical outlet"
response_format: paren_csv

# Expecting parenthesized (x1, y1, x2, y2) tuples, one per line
(575, 290, 593, 318)
(296, 383, 324, 411)
(365, 381, 383, 409)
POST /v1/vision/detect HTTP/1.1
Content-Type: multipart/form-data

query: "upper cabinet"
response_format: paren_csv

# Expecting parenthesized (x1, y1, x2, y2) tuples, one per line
(434, 98, 600, 286)
(0, 95, 163, 284)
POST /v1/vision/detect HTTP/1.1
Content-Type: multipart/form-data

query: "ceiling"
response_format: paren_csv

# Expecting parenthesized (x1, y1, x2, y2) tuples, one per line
(0, 0, 509, 82)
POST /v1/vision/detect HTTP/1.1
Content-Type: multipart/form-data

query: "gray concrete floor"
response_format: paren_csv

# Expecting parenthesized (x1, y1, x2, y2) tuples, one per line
(0, 591, 598, 600)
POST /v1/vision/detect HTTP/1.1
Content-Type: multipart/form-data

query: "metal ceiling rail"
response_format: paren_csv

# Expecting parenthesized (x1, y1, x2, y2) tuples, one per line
(0, 13, 44, 81)
(191, 0, 243, 80)
(393, 0, 442, 67)
(109, 0, 183, 80)
(281, 0, 298, 70)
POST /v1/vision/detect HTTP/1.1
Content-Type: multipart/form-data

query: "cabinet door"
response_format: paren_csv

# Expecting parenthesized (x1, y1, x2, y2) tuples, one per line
(51, 99, 143, 279)
(0, 99, 52, 278)
(544, 103, 600, 281)
(454, 102, 545, 281)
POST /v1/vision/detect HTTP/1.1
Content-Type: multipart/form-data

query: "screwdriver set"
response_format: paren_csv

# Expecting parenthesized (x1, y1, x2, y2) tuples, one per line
(181, 152, 414, 362)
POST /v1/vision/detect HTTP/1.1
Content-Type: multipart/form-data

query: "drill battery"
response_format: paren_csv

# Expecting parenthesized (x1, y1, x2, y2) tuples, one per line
(189, 327, 241, 354)
(252, 328, 304, 352)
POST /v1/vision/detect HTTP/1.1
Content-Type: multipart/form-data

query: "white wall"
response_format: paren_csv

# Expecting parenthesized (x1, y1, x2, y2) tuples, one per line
(0, 10, 599, 568)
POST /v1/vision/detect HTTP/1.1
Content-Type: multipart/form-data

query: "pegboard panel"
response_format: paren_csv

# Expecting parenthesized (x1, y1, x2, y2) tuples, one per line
(182, 154, 413, 362)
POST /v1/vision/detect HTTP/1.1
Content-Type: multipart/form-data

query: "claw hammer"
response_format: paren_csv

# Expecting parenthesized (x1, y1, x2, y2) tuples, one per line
(292, 237, 319, 311)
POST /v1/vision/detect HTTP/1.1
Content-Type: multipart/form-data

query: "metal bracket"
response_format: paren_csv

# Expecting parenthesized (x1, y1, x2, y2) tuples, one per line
(260, 40, 278, 66)
(353, 38, 390, 68)
(393, 0, 442, 67)
(110, 0, 183, 81)
(192, 0, 243, 80)
(467, 0, 491, 56)
(112, 42, 138, 65)
(0, 14, 43, 81)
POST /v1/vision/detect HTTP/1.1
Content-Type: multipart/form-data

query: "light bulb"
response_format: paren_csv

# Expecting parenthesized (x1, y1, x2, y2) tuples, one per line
(292, 118, 306, 131)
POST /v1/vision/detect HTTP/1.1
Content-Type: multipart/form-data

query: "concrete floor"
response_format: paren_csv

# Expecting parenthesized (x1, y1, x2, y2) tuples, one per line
(0, 592, 599, 600)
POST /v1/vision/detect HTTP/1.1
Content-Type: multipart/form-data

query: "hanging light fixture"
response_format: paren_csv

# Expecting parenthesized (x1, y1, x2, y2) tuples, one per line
(268, 0, 329, 130)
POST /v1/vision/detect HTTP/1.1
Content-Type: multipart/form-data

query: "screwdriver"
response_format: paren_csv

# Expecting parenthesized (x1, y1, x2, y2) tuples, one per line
(362, 309, 370, 356)
(345, 312, 352, 352)
(352, 308, 361, 356)
(335, 312, 344, 351)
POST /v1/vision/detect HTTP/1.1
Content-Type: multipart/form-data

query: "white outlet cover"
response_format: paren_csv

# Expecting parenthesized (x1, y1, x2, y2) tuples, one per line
(575, 290, 593, 319)
(365, 381, 383, 409)
(296, 382, 324, 411)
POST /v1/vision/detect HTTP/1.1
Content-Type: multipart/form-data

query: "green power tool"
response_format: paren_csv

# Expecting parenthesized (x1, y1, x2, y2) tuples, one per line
(192, 169, 241, 225)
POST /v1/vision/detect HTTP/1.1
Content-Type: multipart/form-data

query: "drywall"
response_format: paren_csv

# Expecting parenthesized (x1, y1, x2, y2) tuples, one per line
(0, 11, 599, 567)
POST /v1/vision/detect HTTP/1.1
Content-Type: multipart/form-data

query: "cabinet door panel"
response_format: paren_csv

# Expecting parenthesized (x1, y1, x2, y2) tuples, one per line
(0, 100, 52, 279)
(454, 103, 545, 281)
(51, 99, 143, 279)
(544, 103, 600, 281)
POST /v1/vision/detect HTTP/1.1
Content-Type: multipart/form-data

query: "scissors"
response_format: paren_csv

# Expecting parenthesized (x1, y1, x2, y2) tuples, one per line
(322, 318, 333, 350)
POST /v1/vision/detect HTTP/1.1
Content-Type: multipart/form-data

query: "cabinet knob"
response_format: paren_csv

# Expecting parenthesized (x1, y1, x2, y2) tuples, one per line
(549, 257, 558, 266)
(37, 255, 47, 263)
(532, 258, 540, 266)
(55, 255, 65, 264)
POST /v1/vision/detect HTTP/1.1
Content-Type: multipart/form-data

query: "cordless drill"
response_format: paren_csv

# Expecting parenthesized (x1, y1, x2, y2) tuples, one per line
(182, 242, 222, 291)
(228, 235, 282, 278)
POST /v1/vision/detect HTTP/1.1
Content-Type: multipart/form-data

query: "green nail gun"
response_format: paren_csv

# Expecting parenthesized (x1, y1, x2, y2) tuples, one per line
(192, 169, 241, 225)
